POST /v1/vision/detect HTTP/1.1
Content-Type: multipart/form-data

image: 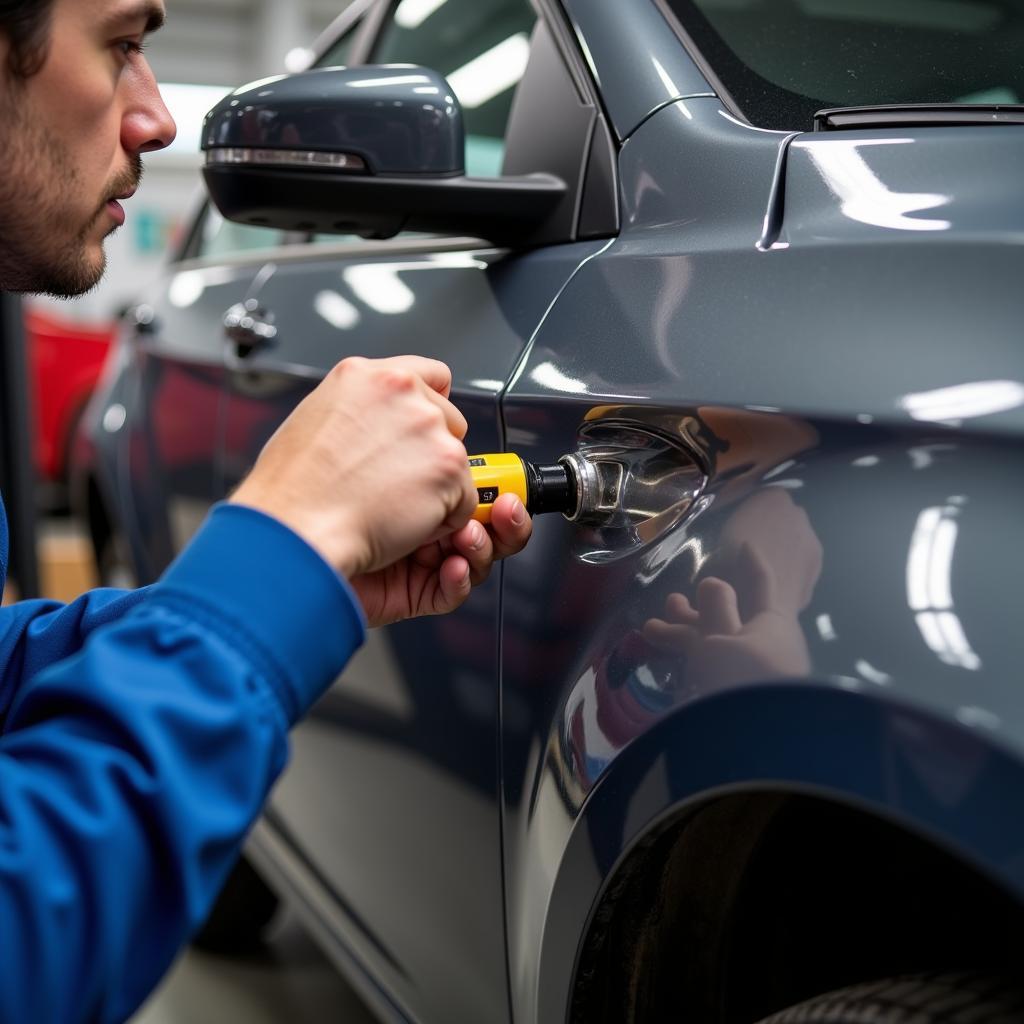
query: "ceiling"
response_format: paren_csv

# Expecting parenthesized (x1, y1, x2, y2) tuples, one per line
(149, 0, 358, 87)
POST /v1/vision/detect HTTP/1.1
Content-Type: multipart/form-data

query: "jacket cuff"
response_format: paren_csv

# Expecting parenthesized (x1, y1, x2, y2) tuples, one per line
(153, 503, 366, 725)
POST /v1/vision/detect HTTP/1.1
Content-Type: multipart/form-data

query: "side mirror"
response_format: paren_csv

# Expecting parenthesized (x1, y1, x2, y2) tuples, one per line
(201, 65, 565, 245)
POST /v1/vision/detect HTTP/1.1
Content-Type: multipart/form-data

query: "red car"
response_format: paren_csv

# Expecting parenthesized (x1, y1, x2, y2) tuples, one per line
(26, 306, 114, 497)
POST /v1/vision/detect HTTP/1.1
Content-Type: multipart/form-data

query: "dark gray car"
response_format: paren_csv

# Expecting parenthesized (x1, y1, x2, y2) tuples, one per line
(73, 0, 1024, 1020)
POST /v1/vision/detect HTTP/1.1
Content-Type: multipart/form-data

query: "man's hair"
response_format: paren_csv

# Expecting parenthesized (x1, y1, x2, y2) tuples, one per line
(0, 0, 54, 79)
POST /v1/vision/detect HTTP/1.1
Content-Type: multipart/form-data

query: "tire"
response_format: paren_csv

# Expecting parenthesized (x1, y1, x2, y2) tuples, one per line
(755, 972, 1024, 1024)
(191, 854, 280, 954)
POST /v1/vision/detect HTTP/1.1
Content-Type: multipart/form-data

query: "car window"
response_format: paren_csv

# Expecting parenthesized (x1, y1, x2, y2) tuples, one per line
(372, 0, 538, 177)
(663, 0, 1024, 131)
(192, 206, 285, 261)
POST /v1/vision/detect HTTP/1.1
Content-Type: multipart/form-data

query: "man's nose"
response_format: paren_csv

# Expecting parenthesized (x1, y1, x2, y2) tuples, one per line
(121, 65, 178, 155)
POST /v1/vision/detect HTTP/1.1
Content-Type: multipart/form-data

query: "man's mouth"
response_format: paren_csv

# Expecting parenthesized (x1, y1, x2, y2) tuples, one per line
(104, 188, 136, 227)
(105, 199, 127, 227)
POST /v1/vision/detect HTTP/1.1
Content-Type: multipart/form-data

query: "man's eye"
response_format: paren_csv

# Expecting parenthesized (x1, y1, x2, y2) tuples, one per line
(117, 39, 148, 57)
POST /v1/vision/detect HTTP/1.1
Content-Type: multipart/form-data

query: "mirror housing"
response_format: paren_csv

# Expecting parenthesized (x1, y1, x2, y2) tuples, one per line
(201, 65, 565, 245)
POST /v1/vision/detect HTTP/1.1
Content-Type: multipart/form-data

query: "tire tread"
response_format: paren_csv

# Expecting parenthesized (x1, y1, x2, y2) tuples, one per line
(757, 972, 1024, 1024)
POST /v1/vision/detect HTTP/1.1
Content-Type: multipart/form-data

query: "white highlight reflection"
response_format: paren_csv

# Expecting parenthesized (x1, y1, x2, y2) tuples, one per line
(651, 58, 680, 99)
(901, 380, 1024, 424)
(530, 361, 587, 394)
(168, 267, 239, 308)
(284, 47, 313, 73)
(468, 378, 505, 392)
(314, 289, 360, 330)
(342, 266, 415, 315)
(348, 74, 429, 89)
(102, 404, 127, 434)
(448, 34, 530, 109)
(906, 503, 981, 670)
(805, 139, 951, 232)
(856, 659, 891, 685)
(394, 0, 448, 29)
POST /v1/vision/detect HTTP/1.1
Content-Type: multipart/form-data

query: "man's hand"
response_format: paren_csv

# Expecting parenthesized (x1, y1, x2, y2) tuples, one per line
(351, 492, 531, 625)
(230, 356, 530, 624)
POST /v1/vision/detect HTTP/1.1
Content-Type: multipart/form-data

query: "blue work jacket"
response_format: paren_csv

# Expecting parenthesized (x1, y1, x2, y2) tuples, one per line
(0, 500, 365, 1023)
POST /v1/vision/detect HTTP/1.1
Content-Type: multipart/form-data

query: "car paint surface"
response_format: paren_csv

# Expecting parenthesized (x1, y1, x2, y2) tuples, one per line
(561, 0, 713, 140)
(217, 236, 603, 1024)
(74, 0, 1024, 1021)
(500, 95, 1024, 1020)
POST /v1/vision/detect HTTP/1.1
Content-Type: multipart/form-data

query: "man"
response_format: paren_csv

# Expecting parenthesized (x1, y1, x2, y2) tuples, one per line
(0, 1, 532, 1020)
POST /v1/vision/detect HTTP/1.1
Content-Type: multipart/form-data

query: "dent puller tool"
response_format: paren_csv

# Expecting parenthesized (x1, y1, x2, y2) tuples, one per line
(468, 452, 596, 524)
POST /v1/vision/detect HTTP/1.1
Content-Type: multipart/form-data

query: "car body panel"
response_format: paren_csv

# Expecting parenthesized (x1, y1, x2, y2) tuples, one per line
(77, 261, 263, 582)
(499, 97, 1024, 1021)
(220, 237, 604, 1024)
(560, 0, 714, 141)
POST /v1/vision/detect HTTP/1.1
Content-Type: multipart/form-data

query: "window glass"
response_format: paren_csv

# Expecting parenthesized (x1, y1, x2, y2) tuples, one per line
(372, 0, 537, 177)
(195, 207, 285, 260)
(665, 0, 1024, 130)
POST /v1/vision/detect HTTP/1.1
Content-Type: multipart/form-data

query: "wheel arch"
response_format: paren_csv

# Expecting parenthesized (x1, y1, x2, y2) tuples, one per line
(530, 681, 1024, 1023)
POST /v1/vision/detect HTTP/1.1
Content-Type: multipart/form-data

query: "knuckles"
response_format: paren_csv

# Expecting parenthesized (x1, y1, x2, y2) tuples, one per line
(375, 368, 418, 395)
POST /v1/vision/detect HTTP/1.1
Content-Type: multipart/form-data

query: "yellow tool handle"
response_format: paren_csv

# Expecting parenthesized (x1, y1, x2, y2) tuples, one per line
(468, 453, 528, 524)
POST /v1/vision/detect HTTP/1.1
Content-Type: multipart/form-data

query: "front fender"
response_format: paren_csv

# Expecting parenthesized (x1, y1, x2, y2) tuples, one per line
(532, 681, 1024, 1023)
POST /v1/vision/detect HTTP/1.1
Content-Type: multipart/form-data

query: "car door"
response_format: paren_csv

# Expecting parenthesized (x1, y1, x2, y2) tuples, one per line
(117, 208, 289, 582)
(219, 1, 614, 1020)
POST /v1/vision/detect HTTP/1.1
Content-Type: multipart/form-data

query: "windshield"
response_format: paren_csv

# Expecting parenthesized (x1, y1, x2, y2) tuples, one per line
(663, 0, 1024, 129)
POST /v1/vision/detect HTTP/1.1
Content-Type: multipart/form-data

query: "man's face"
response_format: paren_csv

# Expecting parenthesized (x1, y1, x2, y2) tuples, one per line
(0, 0, 176, 297)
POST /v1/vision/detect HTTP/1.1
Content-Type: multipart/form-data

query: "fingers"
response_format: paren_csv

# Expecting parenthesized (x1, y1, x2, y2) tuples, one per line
(434, 553, 472, 614)
(696, 577, 743, 636)
(420, 492, 533, 604)
(450, 519, 496, 586)
(381, 355, 453, 398)
(444, 452, 479, 531)
(664, 592, 699, 625)
(487, 493, 532, 560)
(642, 619, 700, 654)
(418, 378, 468, 440)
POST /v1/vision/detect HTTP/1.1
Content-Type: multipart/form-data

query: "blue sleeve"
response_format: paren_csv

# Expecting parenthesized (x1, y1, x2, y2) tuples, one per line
(0, 586, 149, 729)
(0, 503, 365, 1024)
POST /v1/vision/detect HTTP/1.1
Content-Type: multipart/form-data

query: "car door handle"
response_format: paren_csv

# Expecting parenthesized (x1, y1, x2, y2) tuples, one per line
(223, 300, 277, 358)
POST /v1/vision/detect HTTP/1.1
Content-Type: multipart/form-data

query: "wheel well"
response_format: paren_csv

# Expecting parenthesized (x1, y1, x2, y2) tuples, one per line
(570, 791, 1024, 1023)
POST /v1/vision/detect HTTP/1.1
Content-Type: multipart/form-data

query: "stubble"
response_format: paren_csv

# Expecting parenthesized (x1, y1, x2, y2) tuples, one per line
(0, 90, 141, 298)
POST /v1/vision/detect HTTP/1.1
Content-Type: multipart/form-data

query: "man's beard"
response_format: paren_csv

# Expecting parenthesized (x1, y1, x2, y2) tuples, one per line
(0, 96, 142, 299)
